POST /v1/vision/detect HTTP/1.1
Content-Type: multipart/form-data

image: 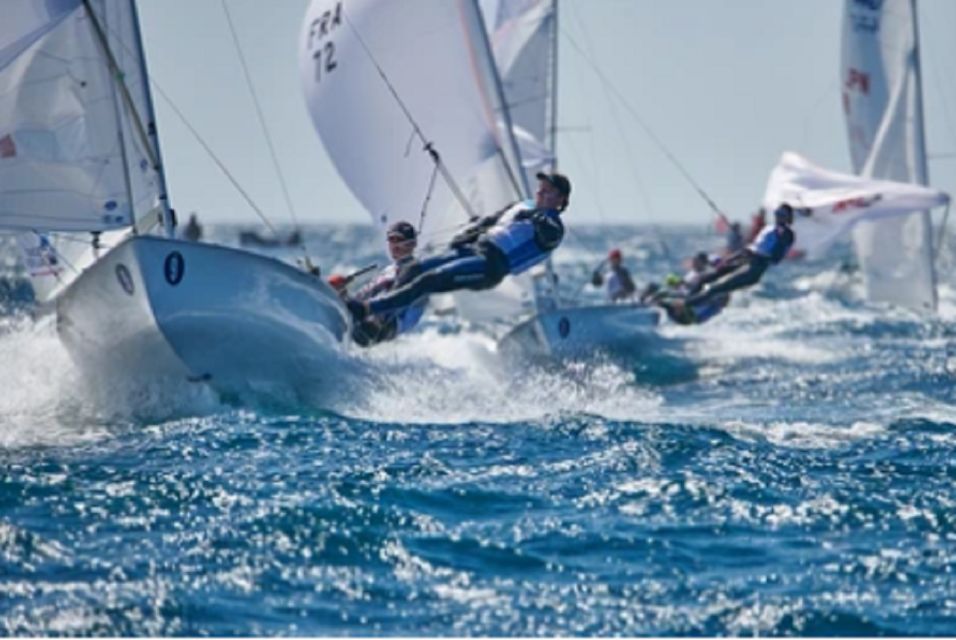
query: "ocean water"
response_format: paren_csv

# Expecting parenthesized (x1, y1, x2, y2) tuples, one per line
(1, 224, 955, 636)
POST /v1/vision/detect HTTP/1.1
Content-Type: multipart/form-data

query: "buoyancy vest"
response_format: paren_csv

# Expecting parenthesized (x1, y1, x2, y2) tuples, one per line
(355, 257, 425, 336)
(355, 256, 418, 301)
(748, 225, 794, 264)
(482, 200, 564, 275)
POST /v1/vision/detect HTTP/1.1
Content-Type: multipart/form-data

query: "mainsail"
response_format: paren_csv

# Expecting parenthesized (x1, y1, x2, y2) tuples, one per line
(763, 152, 948, 260)
(300, 0, 527, 248)
(841, 0, 936, 310)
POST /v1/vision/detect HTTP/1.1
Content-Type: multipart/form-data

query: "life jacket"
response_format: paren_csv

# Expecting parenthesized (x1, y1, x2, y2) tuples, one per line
(355, 256, 417, 301)
(355, 256, 426, 338)
(383, 257, 425, 335)
(483, 200, 564, 275)
(606, 265, 636, 300)
(748, 225, 794, 264)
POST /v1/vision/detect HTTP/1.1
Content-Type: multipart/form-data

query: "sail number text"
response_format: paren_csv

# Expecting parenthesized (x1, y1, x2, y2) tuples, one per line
(307, 2, 342, 83)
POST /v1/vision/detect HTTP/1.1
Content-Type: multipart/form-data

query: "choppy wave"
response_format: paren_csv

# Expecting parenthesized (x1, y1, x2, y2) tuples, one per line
(1, 224, 955, 635)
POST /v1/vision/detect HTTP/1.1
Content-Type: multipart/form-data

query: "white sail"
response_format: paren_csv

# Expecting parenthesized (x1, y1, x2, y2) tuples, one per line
(0, 0, 161, 233)
(479, 0, 557, 187)
(300, 0, 526, 250)
(763, 152, 948, 260)
(841, 0, 936, 311)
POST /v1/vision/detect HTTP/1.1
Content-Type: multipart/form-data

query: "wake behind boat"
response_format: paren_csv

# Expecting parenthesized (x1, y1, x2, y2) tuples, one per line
(1, 1, 349, 397)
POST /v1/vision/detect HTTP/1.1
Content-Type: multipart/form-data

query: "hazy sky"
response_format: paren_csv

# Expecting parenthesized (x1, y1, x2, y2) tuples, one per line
(136, 0, 956, 228)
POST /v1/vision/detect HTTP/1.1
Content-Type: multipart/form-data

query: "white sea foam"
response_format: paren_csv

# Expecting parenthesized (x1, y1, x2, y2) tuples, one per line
(337, 325, 664, 425)
(0, 316, 226, 448)
(720, 419, 886, 449)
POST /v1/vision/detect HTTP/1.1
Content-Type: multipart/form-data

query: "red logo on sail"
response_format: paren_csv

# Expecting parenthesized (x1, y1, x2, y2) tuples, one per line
(845, 68, 870, 95)
(0, 134, 16, 158)
(831, 194, 882, 213)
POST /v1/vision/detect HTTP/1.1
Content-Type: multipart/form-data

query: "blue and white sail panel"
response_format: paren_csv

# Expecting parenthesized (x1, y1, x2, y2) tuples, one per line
(841, 0, 936, 311)
(763, 152, 948, 260)
(0, 0, 159, 233)
(300, 0, 527, 248)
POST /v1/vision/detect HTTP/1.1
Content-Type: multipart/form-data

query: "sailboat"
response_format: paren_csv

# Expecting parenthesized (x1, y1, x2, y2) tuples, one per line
(477, 0, 660, 358)
(300, 0, 659, 359)
(1, 1, 349, 395)
(840, 0, 943, 311)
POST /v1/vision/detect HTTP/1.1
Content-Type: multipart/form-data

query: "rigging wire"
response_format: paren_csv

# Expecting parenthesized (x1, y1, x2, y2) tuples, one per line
(147, 80, 279, 236)
(560, 29, 729, 226)
(221, 0, 303, 239)
(567, 2, 671, 259)
(341, 10, 478, 223)
(97, 17, 280, 236)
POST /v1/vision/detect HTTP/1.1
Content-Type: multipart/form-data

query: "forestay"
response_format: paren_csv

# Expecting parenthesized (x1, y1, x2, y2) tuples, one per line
(841, 0, 936, 311)
(0, 0, 161, 233)
(763, 152, 948, 260)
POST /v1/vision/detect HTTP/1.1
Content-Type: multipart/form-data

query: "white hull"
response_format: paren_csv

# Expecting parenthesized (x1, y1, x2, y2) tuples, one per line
(497, 302, 661, 359)
(56, 236, 349, 395)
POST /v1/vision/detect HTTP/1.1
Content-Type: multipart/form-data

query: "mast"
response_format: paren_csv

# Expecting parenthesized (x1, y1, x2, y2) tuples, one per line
(910, 0, 929, 186)
(908, 0, 937, 305)
(470, 0, 531, 199)
(128, 0, 175, 237)
(549, 0, 559, 170)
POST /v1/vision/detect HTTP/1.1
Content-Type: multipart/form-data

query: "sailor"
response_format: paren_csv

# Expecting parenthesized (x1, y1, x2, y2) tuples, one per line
(684, 203, 797, 307)
(182, 213, 203, 242)
(641, 253, 729, 325)
(329, 221, 425, 346)
(347, 172, 571, 322)
(681, 251, 717, 294)
(591, 248, 637, 301)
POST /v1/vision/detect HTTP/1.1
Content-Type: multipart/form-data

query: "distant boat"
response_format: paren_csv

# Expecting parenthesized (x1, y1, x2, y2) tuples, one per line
(1, 1, 348, 396)
(238, 228, 303, 248)
(479, 0, 661, 358)
(840, 0, 943, 311)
